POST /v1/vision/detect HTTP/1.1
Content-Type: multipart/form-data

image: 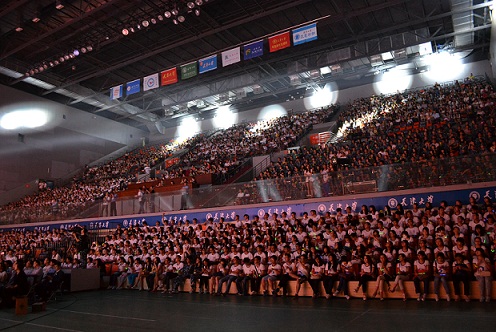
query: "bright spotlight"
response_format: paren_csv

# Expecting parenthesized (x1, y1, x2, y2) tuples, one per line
(1, 110, 48, 130)
(213, 105, 237, 129)
(424, 52, 463, 83)
(304, 83, 338, 110)
(258, 104, 287, 121)
(373, 66, 413, 95)
(176, 116, 200, 141)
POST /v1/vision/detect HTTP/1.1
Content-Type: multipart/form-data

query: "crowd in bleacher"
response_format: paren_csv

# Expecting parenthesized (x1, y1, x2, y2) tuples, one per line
(0, 108, 335, 223)
(1, 196, 495, 303)
(241, 78, 496, 202)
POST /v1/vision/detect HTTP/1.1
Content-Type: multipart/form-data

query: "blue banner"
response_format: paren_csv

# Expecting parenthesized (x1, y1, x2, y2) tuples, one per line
(126, 79, 141, 96)
(244, 40, 264, 60)
(2, 185, 495, 233)
(198, 55, 217, 74)
(292, 23, 318, 46)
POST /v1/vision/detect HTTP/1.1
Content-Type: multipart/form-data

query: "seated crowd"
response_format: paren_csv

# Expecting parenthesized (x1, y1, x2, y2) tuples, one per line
(2, 196, 494, 303)
(243, 78, 496, 200)
(0, 107, 335, 223)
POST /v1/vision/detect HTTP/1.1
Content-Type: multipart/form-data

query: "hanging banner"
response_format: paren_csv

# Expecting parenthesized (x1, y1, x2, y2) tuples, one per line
(110, 85, 122, 100)
(181, 62, 198, 80)
(161, 68, 178, 86)
(269, 31, 291, 53)
(143, 73, 159, 91)
(221, 47, 241, 67)
(292, 23, 318, 46)
(199, 55, 218, 74)
(126, 79, 140, 96)
(244, 40, 264, 60)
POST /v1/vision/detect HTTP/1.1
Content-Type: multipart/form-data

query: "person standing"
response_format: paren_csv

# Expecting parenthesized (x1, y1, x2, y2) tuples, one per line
(110, 191, 118, 216)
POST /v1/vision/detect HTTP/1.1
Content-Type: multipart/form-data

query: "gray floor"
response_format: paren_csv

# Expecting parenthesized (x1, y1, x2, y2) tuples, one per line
(0, 291, 493, 332)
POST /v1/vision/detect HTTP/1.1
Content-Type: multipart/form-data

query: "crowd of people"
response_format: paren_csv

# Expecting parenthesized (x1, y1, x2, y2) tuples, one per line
(235, 78, 495, 202)
(1, 196, 494, 303)
(0, 106, 336, 223)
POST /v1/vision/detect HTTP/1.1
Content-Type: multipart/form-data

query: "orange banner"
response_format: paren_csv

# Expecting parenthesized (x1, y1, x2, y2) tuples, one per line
(161, 68, 178, 86)
(269, 31, 291, 53)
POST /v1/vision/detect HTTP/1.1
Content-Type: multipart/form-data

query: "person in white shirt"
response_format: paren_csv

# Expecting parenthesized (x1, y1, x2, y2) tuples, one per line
(433, 253, 451, 301)
(261, 256, 281, 296)
(452, 253, 471, 302)
(237, 258, 256, 296)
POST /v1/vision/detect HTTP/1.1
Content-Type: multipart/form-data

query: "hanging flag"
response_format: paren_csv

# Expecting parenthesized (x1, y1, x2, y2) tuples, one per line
(126, 79, 141, 96)
(199, 55, 217, 74)
(161, 68, 178, 86)
(269, 31, 291, 53)
(244, 40, 264, 60)
(143, 73, 159, 91)
(222, 47, 241, 67)
(292, 23, 318, 46)
(181, 62, 197, 80)
(110, 85, 122, 100)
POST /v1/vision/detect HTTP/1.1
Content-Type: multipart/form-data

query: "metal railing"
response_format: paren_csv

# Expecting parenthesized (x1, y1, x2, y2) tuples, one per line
(1, 152, 495, 224)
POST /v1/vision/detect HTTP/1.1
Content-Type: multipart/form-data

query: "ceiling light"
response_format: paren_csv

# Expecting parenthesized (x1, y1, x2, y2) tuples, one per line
(172, 9, 179, 16)
(122, 28, 129, 35)
(29, 70, 35, 75)
(34, 68, 39, 73)
(32, 17, 41, 23)
(59, 57, 65, 62)
(25, 72, 30, 77)
(54, 60, 59, 65)
(81, 47, 87, 53)
(86, 45, 93, 52)
(129, 27, 135, 33)
(73, 49, 80, 56)
(69, 53, 75, 59)
(187, 2, 195, 9)
(55, 1, 64, 10)
(164, 11, 172, 18)
(195, 0, 203, 5)
(15, 26, 23, 32)
(64, 55, 70, 60)
(38, 66, 44, 72)
(136, 24, 141, 30)
(173, 19, 178, 25)
(194, 9, 200, 16)
(43, 64, 48, 70)
(150, 18, 157, 24)
(157, 15, 164, 21)
(49, 62, 54, 67)
(177, 15, 185, 22)
(142, 20, 149, 27)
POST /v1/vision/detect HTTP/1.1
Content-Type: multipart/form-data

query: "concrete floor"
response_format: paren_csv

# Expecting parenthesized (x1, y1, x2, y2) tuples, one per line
(0, 291, 493, 332)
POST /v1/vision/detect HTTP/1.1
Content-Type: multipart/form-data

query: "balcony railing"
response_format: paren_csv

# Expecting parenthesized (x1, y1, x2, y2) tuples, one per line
(1, 152, 494, 225)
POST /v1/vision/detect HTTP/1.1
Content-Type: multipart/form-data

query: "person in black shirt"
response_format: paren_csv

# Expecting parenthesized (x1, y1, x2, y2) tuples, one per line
(0, 261, 29, 308)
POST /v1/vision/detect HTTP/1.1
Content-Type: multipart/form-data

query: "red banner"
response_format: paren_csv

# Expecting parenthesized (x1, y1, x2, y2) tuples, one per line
(269, 31, 291, 53)
(161, 68, 178, 86)
(165, 157, 179, 168)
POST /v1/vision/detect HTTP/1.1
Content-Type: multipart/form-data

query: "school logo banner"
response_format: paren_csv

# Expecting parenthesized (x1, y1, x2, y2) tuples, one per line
(292, 23, 318, 46)
(269, 31, 291, 53)
(244, 40, 264, 60)
(161, 68, 178, 86)
(199, 55, 218, 74)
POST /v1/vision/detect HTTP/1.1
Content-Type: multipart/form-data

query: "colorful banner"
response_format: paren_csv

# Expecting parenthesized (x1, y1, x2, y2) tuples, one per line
(269, 31, 291, 53)
(199, 55, 218, 74)
(161, 68, 178, 86)
(244, 40, 264, 60)
(181, 62, 197, 80)
(126, 79, 141, 96)
(2, 185, 496, 232)
(165, 157, 180, 168)
(110, 85, 122, 100)
(292, 23, 318, 46)
(221, 47, 241, 67)
(143, 73, 159, 91)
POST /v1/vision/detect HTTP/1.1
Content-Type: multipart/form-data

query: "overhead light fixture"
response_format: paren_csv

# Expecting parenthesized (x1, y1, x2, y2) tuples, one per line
(32, 16, 41, 23)
(187, 2, 195, 9)
(173, 19, 178, 25)
(86, 45, 93, 52)
(55, 1, 64, 10)
(15, 26, 23, 32)
(177, 15, 185, 23)
(122, 28, 129, 36)
(157, 15, 164, 21)
(195, 0, 203, 5)
(194, 9, 200, 16)
(142, 20, 149, 27)
(164, 11, 172, 18)
(172, 8, 179, 16)
(81, 47, 87, 53)
(150, 18, 157, 24)
(73, 49, 80, 56)
(64, 54, 70, 60)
